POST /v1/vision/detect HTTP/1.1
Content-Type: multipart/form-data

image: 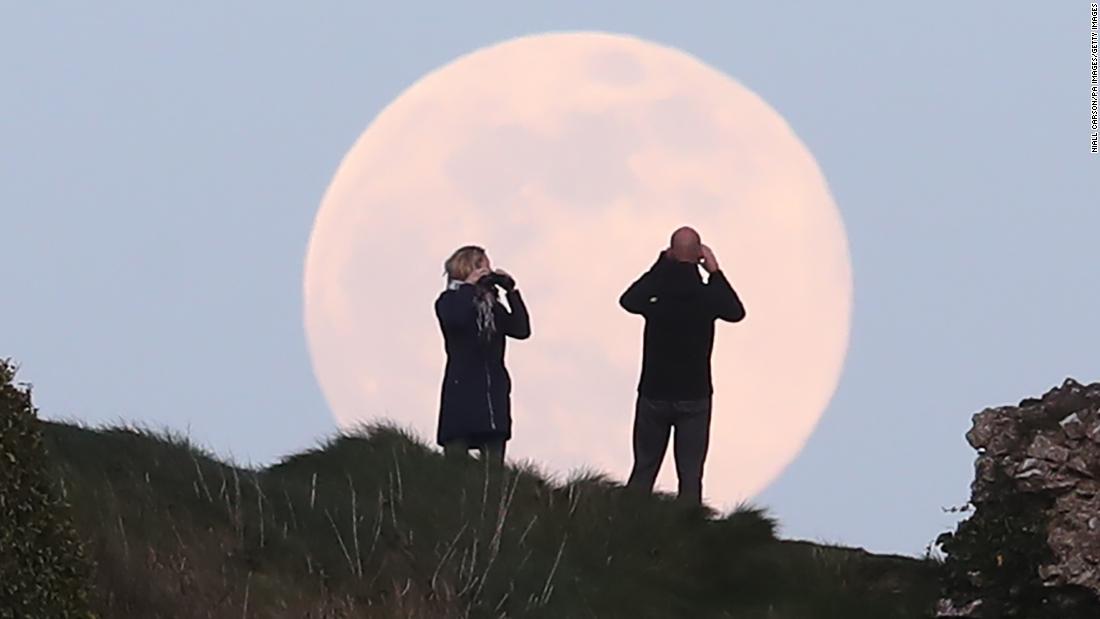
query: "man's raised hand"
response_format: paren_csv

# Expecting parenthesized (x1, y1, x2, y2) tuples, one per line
(700, 244, 719, 273)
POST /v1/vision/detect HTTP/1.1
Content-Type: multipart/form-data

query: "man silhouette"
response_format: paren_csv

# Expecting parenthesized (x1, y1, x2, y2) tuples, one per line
(619, 227, 746, 505)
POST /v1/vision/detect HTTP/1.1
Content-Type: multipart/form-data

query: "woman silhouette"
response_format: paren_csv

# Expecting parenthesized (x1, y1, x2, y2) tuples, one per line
(435, 245, 531, 466)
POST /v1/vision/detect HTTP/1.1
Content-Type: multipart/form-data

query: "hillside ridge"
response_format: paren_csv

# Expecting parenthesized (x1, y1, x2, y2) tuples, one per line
(37, 418, 938, 618)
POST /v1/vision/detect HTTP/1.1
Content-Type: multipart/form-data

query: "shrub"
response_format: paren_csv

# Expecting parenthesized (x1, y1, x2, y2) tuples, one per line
(0, 359, 95, 619)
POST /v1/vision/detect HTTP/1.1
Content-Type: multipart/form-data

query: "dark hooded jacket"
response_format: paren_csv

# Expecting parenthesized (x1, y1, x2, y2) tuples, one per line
(619, 252, 746, 400)
(435, 282, 531, 447)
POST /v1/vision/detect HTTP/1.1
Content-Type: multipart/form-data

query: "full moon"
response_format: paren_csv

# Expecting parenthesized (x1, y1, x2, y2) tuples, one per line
(304, 32, 852, 508)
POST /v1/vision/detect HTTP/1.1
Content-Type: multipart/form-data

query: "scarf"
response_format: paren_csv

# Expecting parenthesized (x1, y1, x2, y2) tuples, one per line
(447, 279, 497, 340)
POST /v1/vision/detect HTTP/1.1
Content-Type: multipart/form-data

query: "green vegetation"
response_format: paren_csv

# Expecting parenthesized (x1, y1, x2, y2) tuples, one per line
(0, 359, 95, 619)
(33, 415, 939, 618)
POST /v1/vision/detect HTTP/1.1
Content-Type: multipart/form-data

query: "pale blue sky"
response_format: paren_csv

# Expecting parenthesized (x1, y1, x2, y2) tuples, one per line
(2, 2, 1096, 555)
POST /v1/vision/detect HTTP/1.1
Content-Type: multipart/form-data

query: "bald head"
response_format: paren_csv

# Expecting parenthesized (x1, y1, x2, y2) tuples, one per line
(669, 226, 702, 262)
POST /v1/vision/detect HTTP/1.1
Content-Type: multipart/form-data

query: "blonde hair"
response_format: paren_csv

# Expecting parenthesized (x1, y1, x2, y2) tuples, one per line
(444, 245, 487, 281)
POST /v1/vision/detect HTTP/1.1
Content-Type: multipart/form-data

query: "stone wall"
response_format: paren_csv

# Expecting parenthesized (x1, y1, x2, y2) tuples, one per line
(937, 378, 1100, 617)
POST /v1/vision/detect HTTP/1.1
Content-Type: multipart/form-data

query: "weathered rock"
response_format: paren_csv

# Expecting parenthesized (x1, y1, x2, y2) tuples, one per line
(968, 407, 1026, 458)
(1028, 434, 1070, 463)
(1086, 421, 1100, 444)
(967, 407, 1009, 450)
(1048, 379, 1090, 413)
(935, 597, 982, 617)
(1067, 456, 1094, 479)
(1062, 412, 1086, 440)
(1080, 407, 1098, 425)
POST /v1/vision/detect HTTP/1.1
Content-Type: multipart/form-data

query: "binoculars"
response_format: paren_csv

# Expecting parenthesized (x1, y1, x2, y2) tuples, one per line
(477, 271, 515, 292)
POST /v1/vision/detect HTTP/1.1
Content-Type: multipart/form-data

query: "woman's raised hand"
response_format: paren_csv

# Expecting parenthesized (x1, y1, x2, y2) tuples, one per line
(465, 266, 491, 285)
(494, 268, 516, 291)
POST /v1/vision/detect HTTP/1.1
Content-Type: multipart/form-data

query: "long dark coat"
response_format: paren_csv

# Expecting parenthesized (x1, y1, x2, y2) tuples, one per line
(435, 282, 531, 447)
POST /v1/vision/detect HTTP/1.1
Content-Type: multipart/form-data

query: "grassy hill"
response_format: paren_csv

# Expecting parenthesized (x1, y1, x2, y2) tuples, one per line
(34, 419, 940, 618)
